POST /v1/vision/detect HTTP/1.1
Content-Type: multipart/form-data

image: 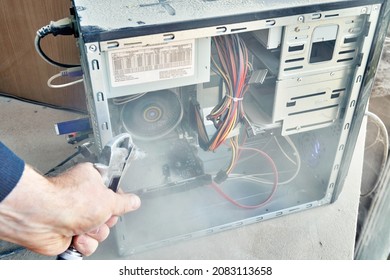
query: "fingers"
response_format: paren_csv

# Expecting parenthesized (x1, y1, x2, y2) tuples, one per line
(73, 222, 115, 256)
(106, 216, 119, 228)
(73, 234, 99, 257)
(72, 192, 140, 256)
(110, 193, 141, 216)
(86, 224, 110, 242)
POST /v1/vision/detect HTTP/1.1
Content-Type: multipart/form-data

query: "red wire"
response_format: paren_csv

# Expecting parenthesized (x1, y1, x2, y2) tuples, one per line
(211, 146, 279, 209)
(208, 35, 250, 151)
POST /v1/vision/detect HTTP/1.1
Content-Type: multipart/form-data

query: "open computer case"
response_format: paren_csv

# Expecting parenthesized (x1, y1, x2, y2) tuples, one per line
(70, 0, 390, 257)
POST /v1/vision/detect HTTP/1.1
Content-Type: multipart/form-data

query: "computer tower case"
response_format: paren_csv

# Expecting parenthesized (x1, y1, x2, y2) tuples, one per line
(71, 0, 390, 256)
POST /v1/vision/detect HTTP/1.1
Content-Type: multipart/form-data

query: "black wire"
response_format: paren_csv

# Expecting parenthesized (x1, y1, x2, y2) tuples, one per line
(0, 92, 88, 115)
(44, 150, 82, 176)
(36, 36, 80, 68)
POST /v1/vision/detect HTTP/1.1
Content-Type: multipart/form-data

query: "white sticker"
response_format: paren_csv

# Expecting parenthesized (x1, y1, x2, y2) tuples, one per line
(108, 40, 195, 87)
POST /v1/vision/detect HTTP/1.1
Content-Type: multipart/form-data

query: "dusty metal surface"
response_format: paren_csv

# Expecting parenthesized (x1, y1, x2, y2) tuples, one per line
(72, 0, 373, 31)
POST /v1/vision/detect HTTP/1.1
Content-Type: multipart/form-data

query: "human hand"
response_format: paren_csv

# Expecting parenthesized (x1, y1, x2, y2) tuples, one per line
(0, 162, 140, 256)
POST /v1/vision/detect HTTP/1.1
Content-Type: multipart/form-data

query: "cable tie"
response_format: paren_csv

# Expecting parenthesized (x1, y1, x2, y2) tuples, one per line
(226, 95, 243, 102)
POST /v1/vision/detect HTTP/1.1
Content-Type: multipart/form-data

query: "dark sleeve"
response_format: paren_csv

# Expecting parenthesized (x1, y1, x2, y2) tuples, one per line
(0, 141, 25, 202)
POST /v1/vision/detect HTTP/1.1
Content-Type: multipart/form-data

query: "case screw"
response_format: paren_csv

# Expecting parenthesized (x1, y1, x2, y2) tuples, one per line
(330, 72, 335, 76)
(297, 77, 302, 82)
(89, 45, 97, 52)
(297, 16, 304, 22)
(361, 7, 367, 13)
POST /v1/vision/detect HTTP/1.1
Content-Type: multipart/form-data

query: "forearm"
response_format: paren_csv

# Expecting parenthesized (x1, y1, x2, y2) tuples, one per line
(0, 160, 140, 256)
(0, 164, 72, 253)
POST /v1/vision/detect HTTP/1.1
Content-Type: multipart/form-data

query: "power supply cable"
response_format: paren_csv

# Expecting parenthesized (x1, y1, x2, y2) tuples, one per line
(207, 34, 251, 151)
(211, 144, 279, 209)
(230, 135, 301, 185)
(35, 17, 80, 68)
(211, 134, 279, 209)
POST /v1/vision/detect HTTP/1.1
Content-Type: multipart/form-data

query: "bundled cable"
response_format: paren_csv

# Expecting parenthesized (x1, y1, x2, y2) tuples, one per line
(200, 35, 281, 208)
(206, 34, 251, 151)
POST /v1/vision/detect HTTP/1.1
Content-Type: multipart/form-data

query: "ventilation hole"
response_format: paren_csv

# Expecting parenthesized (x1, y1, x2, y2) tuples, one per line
(325, 13, 339, 18)
(339, 49, 355, 54)
(107, 41, 119, 49)
(344, 37, 358, 44)
(231, 27, 247, 32)
(124, 42, 142, 47)
(291, 91, 326, 100)
(289, 44, 304, 52)
(331, 88, 345, 99)
(96, 92, 105, 102)
(284, 65, 304, 71)
(331, 93, 340, 99)
(163, 33, 175, 41)
(265, 19, 276, 26)
(102, 122, 109, 130)
(285, 57, 304, 63)
(288, 104, 338, 116)
(337, 57, 354, 62)
(92, 59, 100, 70)
(312, 13, 322, 20)
(287, 101, 296, 107)
(216, 26, 227, 33)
